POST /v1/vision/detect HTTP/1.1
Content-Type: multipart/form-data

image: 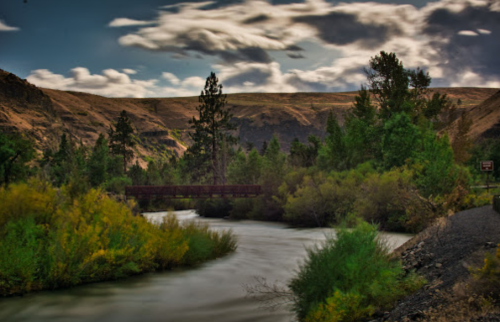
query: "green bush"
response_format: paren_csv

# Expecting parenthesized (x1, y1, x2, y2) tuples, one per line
(288, 221, 425, 322)
(105, 176, 132, 194)
(0, 180, 237, 296)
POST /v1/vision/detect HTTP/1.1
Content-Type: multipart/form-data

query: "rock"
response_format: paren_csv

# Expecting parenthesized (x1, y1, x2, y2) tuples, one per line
(485, 242, 496, 248)
(435, 263, 442, 268)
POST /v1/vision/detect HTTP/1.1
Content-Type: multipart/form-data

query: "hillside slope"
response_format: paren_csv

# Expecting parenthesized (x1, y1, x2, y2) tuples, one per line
(447, 89, 500, 140)
(0, 69, 498, 164)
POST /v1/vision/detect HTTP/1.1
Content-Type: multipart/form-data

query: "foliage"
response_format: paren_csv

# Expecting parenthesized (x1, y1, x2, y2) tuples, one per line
(0, 180, 237, 296)
(108, 110, 135, 174)
(381, 112, 418, 169)
(412, 130, 456, 198)
(0, 132, 35, 185)
(470, 245, 500, 300)
(289, 135, 321, 168)
(186, 72, 237, 184)
(318, 111, 347, 171)
(282, 168, 365, 227)
(289, 221, 425, 322)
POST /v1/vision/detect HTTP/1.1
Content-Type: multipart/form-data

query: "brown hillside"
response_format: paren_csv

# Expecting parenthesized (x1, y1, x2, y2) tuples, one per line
(0, 68, 498, 164)
(446, 89, 500, 141)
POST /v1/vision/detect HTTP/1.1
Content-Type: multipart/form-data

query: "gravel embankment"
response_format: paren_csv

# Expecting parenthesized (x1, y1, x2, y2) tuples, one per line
(380, 206, 500, 321)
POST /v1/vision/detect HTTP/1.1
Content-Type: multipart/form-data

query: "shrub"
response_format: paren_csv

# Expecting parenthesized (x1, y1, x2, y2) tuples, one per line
(471, 245, 500, 300)
(288, 221, 425, 322)
(0, 181, 237, 296)
(105, 176, 132, 194)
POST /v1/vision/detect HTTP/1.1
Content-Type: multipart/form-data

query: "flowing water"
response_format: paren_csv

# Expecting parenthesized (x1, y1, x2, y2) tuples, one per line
(0, 210, 412, 322)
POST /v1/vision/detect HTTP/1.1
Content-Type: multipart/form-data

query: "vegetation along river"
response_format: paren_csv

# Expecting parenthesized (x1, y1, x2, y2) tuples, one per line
(0, 210, 412, 322)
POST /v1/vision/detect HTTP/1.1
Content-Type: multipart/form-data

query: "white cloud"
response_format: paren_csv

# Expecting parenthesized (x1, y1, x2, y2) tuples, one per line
(181, 76, 205, 88)
(109, 18, 154, 27)
(450, 69, 500, 88)
(0, 20, 20, 32)
(26, 68, 211, 98)
(122, 68, 137, 74)
(27, 68, 158, 98)
(458, 30, 479, 36)
(477, 28, 492, 34)
(162, 72, 180, 85)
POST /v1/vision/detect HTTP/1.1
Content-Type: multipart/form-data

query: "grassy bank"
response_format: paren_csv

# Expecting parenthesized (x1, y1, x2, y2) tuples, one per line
(0, 180, 236, 296)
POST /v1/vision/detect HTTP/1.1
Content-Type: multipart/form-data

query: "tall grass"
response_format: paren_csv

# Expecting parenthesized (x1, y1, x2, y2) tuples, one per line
(0, 180, 237, 296)
(288, 221, 425, 322)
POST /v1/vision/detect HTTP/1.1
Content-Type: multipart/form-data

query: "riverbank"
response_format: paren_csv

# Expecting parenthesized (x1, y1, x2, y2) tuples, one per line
(376, 205, 500, 321)
(0, 181, 236, 297)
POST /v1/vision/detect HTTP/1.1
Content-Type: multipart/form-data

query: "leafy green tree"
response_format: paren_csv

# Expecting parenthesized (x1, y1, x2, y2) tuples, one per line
(227, 148, 263, 185)
(0, 132, 35, 185)
(186, 72, 237, 184)
(365, 51, 447, 123)
(108, 110, 135, 174)
(381, 112, 419, 169)
(413, 130, 455, 197)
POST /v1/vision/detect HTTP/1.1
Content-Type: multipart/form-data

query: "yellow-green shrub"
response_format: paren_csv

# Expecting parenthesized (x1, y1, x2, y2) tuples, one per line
(471, 245, 500, 299)
(0, 180, 236, 296)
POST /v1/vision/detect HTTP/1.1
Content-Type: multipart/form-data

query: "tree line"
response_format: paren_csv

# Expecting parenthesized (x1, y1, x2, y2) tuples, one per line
(0, 51, 496, 232)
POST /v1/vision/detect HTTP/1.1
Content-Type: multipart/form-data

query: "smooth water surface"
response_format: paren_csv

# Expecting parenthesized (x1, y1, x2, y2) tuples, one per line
(0, 210, 412, 322)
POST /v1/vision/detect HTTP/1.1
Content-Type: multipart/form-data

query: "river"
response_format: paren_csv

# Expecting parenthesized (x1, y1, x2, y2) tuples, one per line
(0, 210, 412, 322)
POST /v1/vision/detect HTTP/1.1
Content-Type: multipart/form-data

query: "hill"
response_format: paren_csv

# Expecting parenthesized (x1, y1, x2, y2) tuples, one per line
(0, 69, 498, 165)
(446, 89, 500, 140)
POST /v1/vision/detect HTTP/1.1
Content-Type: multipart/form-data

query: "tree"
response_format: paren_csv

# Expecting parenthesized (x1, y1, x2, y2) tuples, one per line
(344, 86, 379, 166)
(381, 112, 419, 169)
(365, 51, 446, 122)
(318, 111, 347, 171)
(108, 110, 135, 174)
(87, 133, 110, 187)
(187, 72, 237, 185)
(0, 132, 35, 185)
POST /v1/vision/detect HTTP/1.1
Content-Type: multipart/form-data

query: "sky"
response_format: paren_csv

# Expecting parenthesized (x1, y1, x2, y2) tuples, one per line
(1, 0, 499, 98)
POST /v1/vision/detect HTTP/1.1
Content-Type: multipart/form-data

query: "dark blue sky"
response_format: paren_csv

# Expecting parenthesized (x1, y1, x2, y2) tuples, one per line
(1, 0, 498, 97)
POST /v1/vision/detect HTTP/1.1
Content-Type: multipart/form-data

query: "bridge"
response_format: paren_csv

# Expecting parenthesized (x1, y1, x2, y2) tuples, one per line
(125, 185, 262, 200)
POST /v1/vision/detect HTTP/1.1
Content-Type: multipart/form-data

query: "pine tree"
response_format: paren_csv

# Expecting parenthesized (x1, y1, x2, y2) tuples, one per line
(108, 110, 135, 174)
(187, 72, 237, 185)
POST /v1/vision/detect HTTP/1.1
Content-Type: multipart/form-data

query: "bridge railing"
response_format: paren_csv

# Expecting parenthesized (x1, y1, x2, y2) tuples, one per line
(125, 185, 262, 199)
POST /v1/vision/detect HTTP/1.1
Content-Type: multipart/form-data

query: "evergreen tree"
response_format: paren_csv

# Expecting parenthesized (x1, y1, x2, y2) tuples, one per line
(108, 110, 135, 174)
(318, 111, 347, 170)
(186, 72, 237, 184)
(344, 86, 379, 166)
(87, 133, 110, 187)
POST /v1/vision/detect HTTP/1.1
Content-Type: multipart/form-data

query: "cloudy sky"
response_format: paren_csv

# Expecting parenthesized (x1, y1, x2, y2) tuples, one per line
(1, 0, 499, 98)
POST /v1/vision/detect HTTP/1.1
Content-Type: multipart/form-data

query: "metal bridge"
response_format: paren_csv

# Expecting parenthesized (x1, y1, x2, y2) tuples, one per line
(125, 185, 262, 200)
